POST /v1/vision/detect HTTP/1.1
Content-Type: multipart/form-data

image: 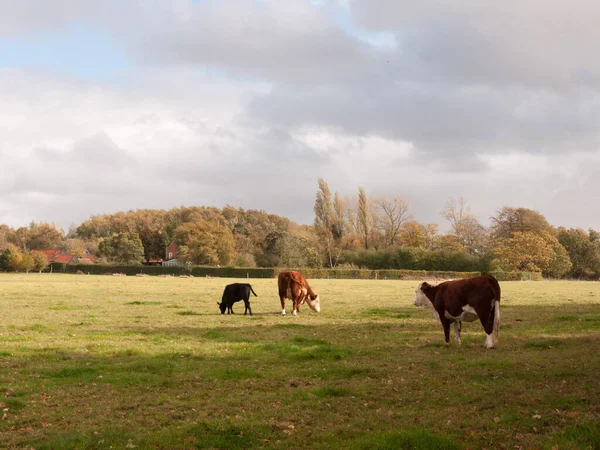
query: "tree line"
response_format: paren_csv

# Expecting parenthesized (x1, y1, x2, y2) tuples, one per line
(1, 179, 599, 279)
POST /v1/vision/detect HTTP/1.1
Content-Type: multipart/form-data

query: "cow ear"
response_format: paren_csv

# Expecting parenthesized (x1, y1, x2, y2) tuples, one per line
(420, 282, 430, 290)
(217, 302, 221, 306)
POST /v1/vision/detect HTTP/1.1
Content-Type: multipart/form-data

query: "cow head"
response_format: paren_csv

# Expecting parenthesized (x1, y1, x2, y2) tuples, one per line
(305, 294, 321, 313)
(413, 282, 434, 309)
(217, 302, 226, 314)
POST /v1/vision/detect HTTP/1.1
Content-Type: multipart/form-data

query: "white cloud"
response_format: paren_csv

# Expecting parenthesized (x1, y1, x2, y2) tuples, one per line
(2, 0, 600, 233)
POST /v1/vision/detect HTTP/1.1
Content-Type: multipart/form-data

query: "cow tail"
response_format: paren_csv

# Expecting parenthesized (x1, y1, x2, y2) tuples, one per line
(249, 285, 257, 297)
(492, 281, 501, 346)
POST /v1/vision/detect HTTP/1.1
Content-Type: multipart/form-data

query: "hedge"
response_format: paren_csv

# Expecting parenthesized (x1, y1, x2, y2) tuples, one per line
(488, 271, 543, 281)
(48, 263, 541, 281)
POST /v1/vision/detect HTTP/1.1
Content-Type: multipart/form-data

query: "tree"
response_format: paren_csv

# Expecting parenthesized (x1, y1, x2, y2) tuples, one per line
(0, 225, 14, 248)
(544, 236, 572, 279)
(492, 232, 554, 272)
(98, 233, 145, 264)
(18, 252, 35, 273)
(378, 197, 412, 247)
(557, 228, 600, 279)
(357, 187, 369, 249)
(174, 220, 235, 266)
(314, 178, 337, 267)
(397, 221, 428, 248)
(66, 238, 88, 257)
(0, 247, 13, 271)
(32, 252, 49, 273)
(261, 231, 321, 268)
(26, 222, 65, 250)
(490, 207, 552, 240)
(332, 193, 347, 242)
(438, 234, 465, 253)
(441, 197, 487, 255)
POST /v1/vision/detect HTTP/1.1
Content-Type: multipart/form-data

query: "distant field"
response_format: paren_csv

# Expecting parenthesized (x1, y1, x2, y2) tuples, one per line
(1, 274, 599, 449)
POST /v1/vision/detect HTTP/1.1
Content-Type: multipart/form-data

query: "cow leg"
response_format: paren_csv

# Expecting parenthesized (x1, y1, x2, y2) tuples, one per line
(473, 303, 495, 348)
(244, 298, 252, 316)
(280, 295, 286, 316)
(292, 296, 299, 316)
(453, 321, 462, 345)
(438, 312, 451, 344)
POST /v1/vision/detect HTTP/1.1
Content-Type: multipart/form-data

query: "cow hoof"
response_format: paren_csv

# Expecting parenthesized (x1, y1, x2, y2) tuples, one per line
(292, 310, 297, 316)
(484, 334, 495, 349)
(282, 310, 286, 316)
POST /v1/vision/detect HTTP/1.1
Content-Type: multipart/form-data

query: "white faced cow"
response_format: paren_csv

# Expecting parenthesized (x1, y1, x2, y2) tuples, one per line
(278, 271, 320, 316)
(413, 275, 501, 348)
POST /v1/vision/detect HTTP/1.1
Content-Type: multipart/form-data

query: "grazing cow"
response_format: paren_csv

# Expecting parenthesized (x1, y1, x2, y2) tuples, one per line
(278, 271, 320, 316)
(413, 275, 501, 348)
(218, 283, 257, 316)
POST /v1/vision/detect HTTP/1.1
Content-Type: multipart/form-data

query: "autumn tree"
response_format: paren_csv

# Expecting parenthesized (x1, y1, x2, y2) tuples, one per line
(544, 236, 573, 278)
(32, 252, 49, 273)
(0, 225, 14, 248)
(174, 220, 235, 266)
(98, 233, 145, 264)
(492, 231, 555, 272)
(314, 178, 339, 267)
(490, 207, 552, 240)
(260, 231, 321, 268)
(357, 187, 369, 249)
(397, 221, 428, 248)
(26, 222, 65, 250)
(65, 238, 88, 257)
(441, 197, 488, 255)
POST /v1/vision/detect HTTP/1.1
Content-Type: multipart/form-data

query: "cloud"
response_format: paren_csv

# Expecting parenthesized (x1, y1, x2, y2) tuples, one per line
(2, 1, 600, 233)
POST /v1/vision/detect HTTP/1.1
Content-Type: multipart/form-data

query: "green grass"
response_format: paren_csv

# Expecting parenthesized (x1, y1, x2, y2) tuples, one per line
(1, 274, 600, 449)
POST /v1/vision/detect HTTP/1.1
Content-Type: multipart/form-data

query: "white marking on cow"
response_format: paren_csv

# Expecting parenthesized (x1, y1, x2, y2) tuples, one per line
(484, 333, 495, 349)
(413, 285, 439, 322)
(282, 309, 286, 316)
(453, 321, 462, 345)
(305, 294, 320, 313)
(461, 305, 479, 322)
(444, 306, 479, 323)
(413, 284, 433, 309)
(292, 309, 297, 316)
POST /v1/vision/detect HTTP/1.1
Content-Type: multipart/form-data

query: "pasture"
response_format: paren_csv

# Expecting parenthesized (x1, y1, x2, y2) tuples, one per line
(1, 274, 599, 449)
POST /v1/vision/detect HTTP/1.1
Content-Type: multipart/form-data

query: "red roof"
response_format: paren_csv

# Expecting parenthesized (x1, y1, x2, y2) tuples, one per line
(31, 248, 96, 265)
(55, 255, 76, 264)
(31, 249, 65, 262)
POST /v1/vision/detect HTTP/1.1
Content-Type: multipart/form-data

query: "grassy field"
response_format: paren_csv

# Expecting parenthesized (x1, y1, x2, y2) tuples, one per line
(1, 274, 599, 450)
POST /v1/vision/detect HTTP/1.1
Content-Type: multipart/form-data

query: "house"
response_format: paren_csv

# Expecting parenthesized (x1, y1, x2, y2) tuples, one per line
(165, 242, 179, 261)
(31, 248, 96, 265)
(163, 258, 182, 267)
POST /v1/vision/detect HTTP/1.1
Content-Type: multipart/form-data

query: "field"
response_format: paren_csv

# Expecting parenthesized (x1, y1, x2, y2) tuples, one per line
(1, 274, 599, 450)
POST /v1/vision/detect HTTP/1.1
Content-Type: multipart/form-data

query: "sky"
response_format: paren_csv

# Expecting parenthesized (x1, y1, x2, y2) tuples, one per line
(2, 0, 600, 232)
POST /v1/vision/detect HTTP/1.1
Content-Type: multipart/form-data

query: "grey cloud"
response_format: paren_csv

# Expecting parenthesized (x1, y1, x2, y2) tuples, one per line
(15, 134, 138, 197)
(350, 0, 600, 88)
(128, 0, 372, 84)
(246, 80, 600, 162)
(32, 133, 134, 169)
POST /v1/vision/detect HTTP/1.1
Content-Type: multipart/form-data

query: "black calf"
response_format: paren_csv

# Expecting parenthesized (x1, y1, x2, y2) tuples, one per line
(218, 283, 257, 316)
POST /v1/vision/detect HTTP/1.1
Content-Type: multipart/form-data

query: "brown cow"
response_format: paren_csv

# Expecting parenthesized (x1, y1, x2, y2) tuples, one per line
(413, 275, 501, 348)
(278, 271, 321, 316)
